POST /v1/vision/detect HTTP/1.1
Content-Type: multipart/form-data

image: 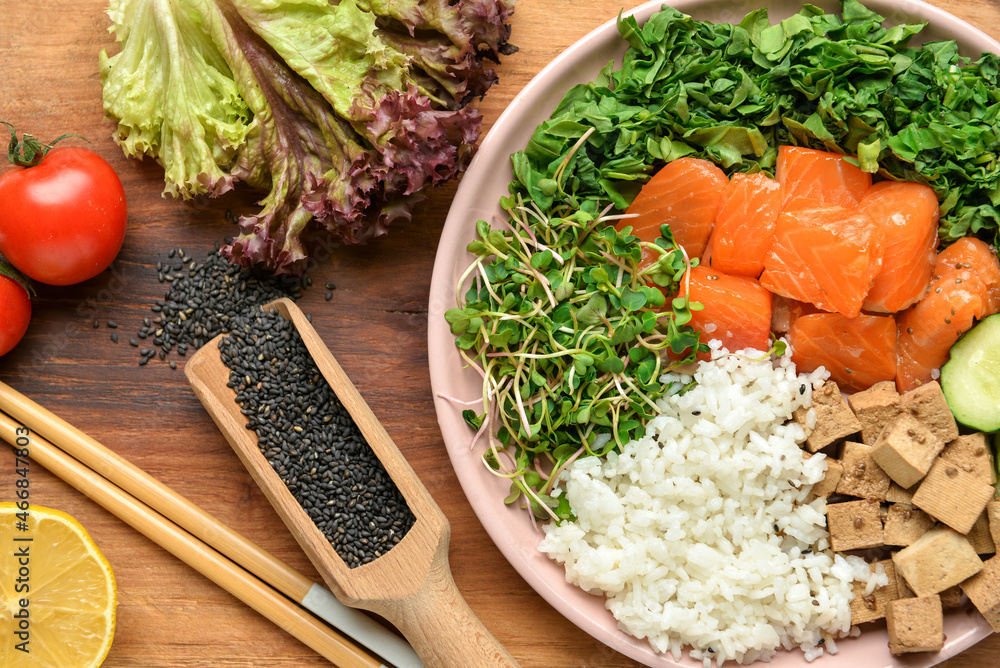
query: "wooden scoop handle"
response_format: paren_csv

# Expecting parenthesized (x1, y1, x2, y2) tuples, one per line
(375, 553, 520, 668)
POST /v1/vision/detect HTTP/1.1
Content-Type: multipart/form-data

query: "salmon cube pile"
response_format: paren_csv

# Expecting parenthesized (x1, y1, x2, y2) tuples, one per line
(618, 148, 1000, 392)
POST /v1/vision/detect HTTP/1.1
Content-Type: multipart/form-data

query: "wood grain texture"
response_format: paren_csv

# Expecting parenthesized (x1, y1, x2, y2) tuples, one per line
(0, 1, 998, 667)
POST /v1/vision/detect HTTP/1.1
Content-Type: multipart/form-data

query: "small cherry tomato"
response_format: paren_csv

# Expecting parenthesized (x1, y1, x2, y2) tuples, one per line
(0, 126, 127, 286)
(0, 268, 31, 357)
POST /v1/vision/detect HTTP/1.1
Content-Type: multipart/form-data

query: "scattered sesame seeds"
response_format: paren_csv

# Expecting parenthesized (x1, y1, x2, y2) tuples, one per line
(132, 247, 304, 364)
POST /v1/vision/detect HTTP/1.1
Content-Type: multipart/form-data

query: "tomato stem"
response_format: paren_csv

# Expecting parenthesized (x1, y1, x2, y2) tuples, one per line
(2, 122, 88, 168)
(0, 257, 34, 298)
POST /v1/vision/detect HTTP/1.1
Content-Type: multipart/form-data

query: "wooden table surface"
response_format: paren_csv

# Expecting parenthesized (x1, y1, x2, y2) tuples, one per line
(1, 1, 999, 666)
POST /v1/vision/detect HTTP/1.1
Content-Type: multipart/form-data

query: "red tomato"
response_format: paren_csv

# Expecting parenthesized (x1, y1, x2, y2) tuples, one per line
(0, 147, 127, 286)
(0, 274, 31, 357)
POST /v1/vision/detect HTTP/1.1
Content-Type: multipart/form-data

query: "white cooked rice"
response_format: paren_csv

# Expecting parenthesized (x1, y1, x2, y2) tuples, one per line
(539, 344, 868, 666)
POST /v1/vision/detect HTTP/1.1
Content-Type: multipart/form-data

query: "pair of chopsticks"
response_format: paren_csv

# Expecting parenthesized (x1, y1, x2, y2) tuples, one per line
(0, 379, 421, 668)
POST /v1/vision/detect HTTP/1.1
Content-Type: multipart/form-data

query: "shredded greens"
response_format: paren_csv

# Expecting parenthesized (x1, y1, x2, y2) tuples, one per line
(513, 0, 1000, 245)
(448, 0, 1000, 520)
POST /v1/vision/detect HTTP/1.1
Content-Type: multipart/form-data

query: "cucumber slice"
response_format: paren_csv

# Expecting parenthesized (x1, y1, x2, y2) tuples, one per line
(941, 313, 1000, 432)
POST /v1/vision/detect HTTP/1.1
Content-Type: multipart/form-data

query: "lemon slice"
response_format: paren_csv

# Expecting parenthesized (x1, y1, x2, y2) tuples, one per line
(0, 504, 116, 667)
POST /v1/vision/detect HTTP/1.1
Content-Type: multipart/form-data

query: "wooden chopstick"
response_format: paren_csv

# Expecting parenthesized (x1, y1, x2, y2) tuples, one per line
(0, 380, 420, 668)
(0, 382, 309, 593)
(0, 411, 385, 668)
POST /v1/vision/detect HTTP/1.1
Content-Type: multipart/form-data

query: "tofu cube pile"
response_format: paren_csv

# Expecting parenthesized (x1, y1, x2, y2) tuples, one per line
(796, 380, 1000, 655)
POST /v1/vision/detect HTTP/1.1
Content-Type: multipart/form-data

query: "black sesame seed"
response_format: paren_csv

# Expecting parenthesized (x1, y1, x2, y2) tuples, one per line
(218, 309, 414, 568)
(110, 333, 119, 344)
(325, 291, 333, 301)
(130, 248, 304, 364)
(107, 320, 118, 329)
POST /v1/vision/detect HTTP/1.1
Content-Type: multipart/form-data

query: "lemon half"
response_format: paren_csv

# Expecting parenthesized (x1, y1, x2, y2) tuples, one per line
(0, 504, 116, 667)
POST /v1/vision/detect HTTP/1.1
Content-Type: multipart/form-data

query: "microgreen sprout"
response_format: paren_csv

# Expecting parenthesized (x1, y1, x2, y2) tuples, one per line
(446, 192, 706, 520)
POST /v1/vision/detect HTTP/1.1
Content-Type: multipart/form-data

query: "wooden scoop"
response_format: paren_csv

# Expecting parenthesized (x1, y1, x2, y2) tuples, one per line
(185, 298, 519, 668)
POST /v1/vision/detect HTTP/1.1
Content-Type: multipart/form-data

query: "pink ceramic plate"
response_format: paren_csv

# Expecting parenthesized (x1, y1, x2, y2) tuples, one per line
(428, 1, 999, 665)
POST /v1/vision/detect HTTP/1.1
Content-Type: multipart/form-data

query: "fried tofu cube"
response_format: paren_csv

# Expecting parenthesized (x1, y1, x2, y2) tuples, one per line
(961, 555, 1000, 632)
(795, 381, 861, 452)
(893, 527, 983, 596)
(941, 433, 996, 485)
(871, 414, 944, 488)
(804, 453, 842, 499)
(894, 566, 915, 599)
(966, 511, 997, 556)
(850, 559, 899, 624)
(891, 572, 962, 611)
(886, 595, 944, 654)
(835, 442, 891, 500)
(912, 458, 995, 534)
(940, 585, 964, 610)
(899, 381, 959, 445)
(884, 504, 935, 547)
(988, 502, 1000, 553)
(886, 482, 917, 504)
(847, 381, 902, 445)
(827, 499, 884, 551)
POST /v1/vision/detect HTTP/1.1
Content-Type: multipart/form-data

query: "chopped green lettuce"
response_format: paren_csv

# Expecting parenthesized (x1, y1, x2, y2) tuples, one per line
(100, 0, 515, 272)
(511, 0, 1000, 247)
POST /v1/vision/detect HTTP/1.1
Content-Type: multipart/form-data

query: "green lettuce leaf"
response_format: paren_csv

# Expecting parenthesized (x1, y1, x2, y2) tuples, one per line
(100, 0, 516, 272)
(99, 0, 250, 198)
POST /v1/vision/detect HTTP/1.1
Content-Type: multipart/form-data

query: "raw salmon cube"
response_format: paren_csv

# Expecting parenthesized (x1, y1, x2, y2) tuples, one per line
(896, 271, 987, 392)
(857, 181, 939, 313)
(895, 237, 1000, 392)
(622, 157, 729, 262)
(788, 312, 897, 393)
(708, 172, 782, 278)
(760, 200, 883, 318)
(679, 265, 772, 359)
(776, 146, 871, 208)
(769, 295, 819, 334)
(934, 237, 1000, 314)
